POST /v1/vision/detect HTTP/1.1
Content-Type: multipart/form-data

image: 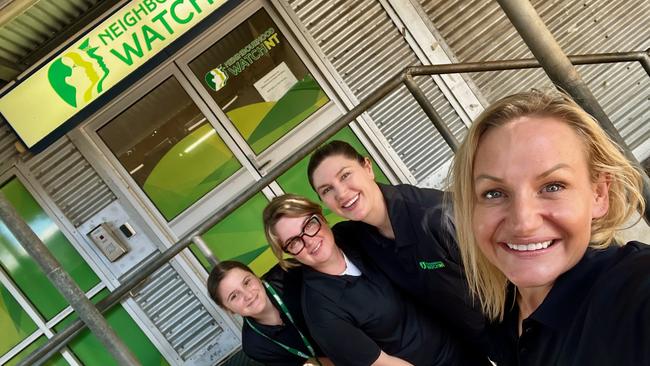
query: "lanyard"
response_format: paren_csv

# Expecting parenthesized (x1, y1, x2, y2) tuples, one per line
(244, 281, 321, 365)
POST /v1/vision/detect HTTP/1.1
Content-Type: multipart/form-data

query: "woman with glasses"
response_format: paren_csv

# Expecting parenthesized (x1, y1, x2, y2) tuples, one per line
(207, 260, 333, 366)
(263, 194, 489, 366)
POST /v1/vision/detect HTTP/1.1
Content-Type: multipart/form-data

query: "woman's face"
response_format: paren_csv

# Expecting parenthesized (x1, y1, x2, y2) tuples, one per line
(217, 268, 268, 317)
(311, 155, 383, 222)
(274, 214, 339, 269)
(472, 116, 609, 294)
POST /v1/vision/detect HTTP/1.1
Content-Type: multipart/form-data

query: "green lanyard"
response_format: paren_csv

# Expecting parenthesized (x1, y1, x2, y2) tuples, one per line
(244, 281, 321, 365)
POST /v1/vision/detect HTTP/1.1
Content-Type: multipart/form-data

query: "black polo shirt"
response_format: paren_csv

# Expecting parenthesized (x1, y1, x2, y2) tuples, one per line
(332, 184, 487, 349)
(241, 264, 323, 366)
(489, 241, 650, 366)
(301, 246, 489, 366)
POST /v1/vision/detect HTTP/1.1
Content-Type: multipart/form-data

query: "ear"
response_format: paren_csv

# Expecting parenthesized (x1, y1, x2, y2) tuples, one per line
(362, 157, 375, 180)
(591, 173, 610, 219)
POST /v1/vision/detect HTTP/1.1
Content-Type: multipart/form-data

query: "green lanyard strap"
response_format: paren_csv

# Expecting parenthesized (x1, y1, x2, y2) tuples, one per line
(244, 281, 321, 365)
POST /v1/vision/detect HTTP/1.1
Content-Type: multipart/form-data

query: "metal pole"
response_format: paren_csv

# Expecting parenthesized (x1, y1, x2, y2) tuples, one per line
(192, 235, 219, 269)
(0, 192, 141, 366)
(22, 51, 650, 364)
(496, 0, 650, 223)
(403, 73, 460, 152)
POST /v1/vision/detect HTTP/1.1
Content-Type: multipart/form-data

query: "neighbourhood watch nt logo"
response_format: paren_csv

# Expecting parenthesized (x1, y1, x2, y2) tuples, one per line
(48, 38, 110, 108)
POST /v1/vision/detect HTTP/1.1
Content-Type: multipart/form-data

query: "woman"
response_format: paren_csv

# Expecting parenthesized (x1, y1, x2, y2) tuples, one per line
(307, 141, 487, 352)
(207, 261, 331, 366)
(262, 194, 488, 366)
(450, 89, 650, 365)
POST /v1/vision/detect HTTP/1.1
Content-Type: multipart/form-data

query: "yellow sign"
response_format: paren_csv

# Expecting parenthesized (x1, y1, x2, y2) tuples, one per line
(0, 0, 226, 148)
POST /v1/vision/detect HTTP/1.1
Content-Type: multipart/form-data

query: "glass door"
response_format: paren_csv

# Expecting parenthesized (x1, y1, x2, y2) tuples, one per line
(176, 0, 342, 174)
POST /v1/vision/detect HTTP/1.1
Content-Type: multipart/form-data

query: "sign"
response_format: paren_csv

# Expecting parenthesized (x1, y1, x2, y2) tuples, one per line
(0, 0, 226, 149)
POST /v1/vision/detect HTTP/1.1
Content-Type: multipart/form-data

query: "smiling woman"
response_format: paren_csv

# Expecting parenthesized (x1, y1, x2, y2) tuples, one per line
(207, 260, 330, 366)
(451, 89, 650, 366)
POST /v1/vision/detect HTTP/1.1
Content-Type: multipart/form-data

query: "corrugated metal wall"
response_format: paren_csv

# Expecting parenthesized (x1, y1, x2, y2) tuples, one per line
(22, 137, 116, 226)
(419, 0, 649, 151)
(286, 0, 467, 182)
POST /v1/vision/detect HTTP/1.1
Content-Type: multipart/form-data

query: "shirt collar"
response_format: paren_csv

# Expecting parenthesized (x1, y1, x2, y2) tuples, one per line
(302, 248, 366, 298)
(527, 246, 619, 331)
(377, 183, 418, 248)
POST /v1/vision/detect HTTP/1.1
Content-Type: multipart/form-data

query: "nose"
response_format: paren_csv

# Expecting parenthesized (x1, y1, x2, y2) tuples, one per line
(302, 234, 320, 249)
(507, 194, 543, 235)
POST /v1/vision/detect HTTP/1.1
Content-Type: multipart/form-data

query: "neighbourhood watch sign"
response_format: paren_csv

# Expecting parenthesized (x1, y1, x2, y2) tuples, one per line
(0, 0, 226, 149)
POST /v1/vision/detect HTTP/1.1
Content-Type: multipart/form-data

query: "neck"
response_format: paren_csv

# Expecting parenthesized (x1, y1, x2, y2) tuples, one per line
(516, 284, 553, 334)
(365, 188, 394, 239)
(253, 297, 283, 326)
(314, 248, 346, 276)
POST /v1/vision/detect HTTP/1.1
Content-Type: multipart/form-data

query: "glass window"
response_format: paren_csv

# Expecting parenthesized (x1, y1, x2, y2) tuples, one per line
(188, 9, 330, 155)
(191, 193, 274, 276)
(97, 77, 242, 221)
(0, 178, 100, 320)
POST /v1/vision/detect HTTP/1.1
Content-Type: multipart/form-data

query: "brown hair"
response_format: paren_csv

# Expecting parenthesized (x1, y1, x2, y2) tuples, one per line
(207, 260, 255, 308)
(450, 89, 645, 321)
(263, 194, 324, 270)
(307, 140, 365, 191)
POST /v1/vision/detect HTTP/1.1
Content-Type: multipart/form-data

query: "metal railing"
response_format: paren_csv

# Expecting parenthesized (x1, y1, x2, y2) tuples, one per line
(3, 0, 649, 363)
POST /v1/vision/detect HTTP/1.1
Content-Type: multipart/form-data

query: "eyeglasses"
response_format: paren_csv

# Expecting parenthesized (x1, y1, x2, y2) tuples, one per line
(281, 215, 322, 255)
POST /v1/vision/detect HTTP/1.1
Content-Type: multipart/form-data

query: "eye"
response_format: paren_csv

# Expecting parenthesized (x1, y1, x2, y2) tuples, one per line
(542, 182, 565, 193)
(341, 171, 351, 180)
(483, 190, 503, 200)
(228, 292, 238, 302)
(320, 186, 331, 196)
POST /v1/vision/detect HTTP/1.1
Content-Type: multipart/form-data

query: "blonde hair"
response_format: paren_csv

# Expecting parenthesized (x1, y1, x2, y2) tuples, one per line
(450, 89, 645, 321)
(262, 194, 324, 270)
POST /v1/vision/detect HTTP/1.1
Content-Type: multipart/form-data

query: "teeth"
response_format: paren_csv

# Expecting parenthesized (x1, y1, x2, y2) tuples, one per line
(310, 241, 322, 254)
(342, 194, 359, 208)
(506, 240, 552, 251)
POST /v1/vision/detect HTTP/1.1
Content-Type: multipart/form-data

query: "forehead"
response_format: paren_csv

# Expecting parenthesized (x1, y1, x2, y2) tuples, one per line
(217, 268, 251, 295)
(474, 116, 588, 176)
(313, 155, 360, 179)
(274, 215, 310, 241)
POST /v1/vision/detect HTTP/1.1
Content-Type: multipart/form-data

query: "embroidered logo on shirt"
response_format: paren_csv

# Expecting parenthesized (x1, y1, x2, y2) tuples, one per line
(418, 261, 445, 270)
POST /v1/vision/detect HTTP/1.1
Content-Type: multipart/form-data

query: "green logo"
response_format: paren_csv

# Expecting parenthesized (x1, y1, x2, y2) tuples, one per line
(205, 67, 228, 91)
(419, 261, 445, 270)
(48, 38, 110, 108)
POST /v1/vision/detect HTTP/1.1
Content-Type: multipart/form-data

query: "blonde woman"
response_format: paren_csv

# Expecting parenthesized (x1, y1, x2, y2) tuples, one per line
(263, 194, 488, 366)
(451, 89, 650, 365)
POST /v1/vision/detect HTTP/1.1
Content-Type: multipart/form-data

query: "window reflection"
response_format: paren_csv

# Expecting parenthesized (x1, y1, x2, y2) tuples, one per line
(189, 9, 330, 154)
(98, 77, 241, 220)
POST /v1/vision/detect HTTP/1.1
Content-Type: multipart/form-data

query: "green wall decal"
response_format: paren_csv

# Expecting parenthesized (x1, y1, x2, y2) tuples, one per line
(143, 124, 242, 220)
(0, 283, 37, 356)
(0, 178, 100, 320)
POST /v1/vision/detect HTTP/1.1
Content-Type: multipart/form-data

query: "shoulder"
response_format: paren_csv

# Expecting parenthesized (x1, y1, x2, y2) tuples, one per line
(382, 183, 445, 204)
(588, 242, 650, 317)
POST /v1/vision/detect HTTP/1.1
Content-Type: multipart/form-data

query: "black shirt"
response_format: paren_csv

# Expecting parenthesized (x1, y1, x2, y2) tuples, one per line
(301, 246, 488, 366)
(489, 241, 650, 366)
(332, 184, 487, 349)
(241, 264, 323, 366)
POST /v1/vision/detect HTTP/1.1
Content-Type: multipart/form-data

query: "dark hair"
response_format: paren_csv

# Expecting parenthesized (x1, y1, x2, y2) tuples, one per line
(207, 261, 255, 308)
(307, 140, 366, 190)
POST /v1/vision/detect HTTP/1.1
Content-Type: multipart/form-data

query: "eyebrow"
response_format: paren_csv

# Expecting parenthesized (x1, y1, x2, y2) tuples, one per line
(474, 163, 571, 183)
(315, 166, 350, 191)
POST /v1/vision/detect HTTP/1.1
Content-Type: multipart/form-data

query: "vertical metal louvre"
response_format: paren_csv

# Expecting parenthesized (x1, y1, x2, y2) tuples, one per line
(418, 0, 649, 151)
(131, 263, 226, 362)
(0, 121, 19, 173)
(22, 137, 116, 226)
(287, 0, 467, 182)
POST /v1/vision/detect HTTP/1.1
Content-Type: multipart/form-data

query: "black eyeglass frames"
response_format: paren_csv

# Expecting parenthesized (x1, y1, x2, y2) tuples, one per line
(281, 215, 322, 255)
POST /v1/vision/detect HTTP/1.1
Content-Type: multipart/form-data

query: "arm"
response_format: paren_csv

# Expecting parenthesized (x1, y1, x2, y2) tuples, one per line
(371, 351, 414, 366)
(303, 357, 335, 366)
